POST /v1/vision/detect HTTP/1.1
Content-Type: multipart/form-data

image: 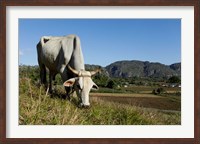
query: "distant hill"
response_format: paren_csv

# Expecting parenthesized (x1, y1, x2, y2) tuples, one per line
(21, 60, 181, 79)
(85, 60, 181, 78)
(85, 64, 109, 77)
(169, 63, 181, 75)
(105, 60, 181, 78)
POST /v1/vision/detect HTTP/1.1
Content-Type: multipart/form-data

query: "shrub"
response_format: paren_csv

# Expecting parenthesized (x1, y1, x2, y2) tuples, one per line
(152, 87, 165, 95)
(167, 76, 181, 83)
(106, 79, 117, 89)
(93, 74, 109, 87)
(157, 87, 165, 94)
(152, 89, 157, 95)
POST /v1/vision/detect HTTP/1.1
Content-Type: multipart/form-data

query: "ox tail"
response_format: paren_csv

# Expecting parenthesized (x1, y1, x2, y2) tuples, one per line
(36, 40, 47, 85)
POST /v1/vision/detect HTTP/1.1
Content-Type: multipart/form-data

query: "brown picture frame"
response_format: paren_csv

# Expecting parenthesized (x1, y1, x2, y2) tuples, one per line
(0, 0, 199, 143)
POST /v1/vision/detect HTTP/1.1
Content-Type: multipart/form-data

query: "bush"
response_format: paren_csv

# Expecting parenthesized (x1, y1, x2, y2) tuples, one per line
(106, 79, 117, 89)
(167, 76, 181, 83)
(93, 74, 109, 87)
(157, 87, 165, 94)
(152, 89, 157, 95)
(152, 87, 165, 95)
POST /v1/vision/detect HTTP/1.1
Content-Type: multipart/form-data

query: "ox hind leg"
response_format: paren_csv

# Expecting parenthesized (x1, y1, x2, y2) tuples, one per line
(49, 72, 55, 94)
(39, 64, 47, 85)
(49, 73, 52, 94)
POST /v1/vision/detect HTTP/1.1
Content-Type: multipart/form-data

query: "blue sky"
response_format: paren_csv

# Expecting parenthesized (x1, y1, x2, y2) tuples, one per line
(19, 19, 181, 67)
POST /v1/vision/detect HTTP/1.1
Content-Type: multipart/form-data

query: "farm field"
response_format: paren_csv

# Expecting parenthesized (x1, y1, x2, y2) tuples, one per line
(19, 77, 181, 125)
(90, 93, 181, 111)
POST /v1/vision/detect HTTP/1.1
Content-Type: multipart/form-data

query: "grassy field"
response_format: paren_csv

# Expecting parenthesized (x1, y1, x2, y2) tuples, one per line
(19, 77, 181, 125)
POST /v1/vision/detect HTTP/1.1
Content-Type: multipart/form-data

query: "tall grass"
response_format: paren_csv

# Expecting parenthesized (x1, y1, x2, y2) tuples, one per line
(19, 77, 181, 125)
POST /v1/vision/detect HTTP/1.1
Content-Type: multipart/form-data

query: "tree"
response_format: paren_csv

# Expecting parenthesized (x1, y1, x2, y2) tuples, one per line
(152, 87, 165, 95)
(157, 87, 165, 94)
(167, 76, 181, 83)
(106, 79, 116, 89)
(152, 89, 157, 95)
(93, 74, 109, 87)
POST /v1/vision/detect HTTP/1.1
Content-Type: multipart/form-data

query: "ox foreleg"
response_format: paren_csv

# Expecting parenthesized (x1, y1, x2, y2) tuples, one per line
(64, 87, 72, 100)
(60, 66, 73, 100)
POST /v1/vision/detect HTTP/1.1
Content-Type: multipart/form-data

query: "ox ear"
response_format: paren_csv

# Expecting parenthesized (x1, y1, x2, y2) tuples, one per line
(92, 83, 99, 90)
(63, 78, 76, 87)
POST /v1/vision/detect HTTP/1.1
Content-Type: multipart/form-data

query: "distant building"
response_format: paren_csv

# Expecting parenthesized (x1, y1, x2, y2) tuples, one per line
(169, 83, 181, 88)
(124, 85, 128, 88)
(170, 84, 176, 88)
(161, 83, 181, 88)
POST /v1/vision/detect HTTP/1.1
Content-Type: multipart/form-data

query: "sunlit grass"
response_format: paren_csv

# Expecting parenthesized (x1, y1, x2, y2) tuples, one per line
(19, 77, 181, 125)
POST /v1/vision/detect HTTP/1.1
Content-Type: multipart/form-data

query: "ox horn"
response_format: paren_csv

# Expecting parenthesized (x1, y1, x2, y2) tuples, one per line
(68, 65, 79, 75)
(90, 68, 101, 76)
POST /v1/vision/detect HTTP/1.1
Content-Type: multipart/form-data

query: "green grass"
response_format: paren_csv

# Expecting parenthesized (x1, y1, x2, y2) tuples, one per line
(19, 77, 181, 125)
(92, 85, 181, 95)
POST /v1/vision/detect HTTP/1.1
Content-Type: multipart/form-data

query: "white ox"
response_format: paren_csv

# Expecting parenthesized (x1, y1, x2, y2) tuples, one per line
(36, 35, 99, 107)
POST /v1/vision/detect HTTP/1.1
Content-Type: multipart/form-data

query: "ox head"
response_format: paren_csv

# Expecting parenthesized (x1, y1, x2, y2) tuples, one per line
(63, 65, 99, 108)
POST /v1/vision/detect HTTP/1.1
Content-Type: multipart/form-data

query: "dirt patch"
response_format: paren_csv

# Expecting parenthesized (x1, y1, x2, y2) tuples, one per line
(90, 94, 181, 111)
(90, 92, 162, 98)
